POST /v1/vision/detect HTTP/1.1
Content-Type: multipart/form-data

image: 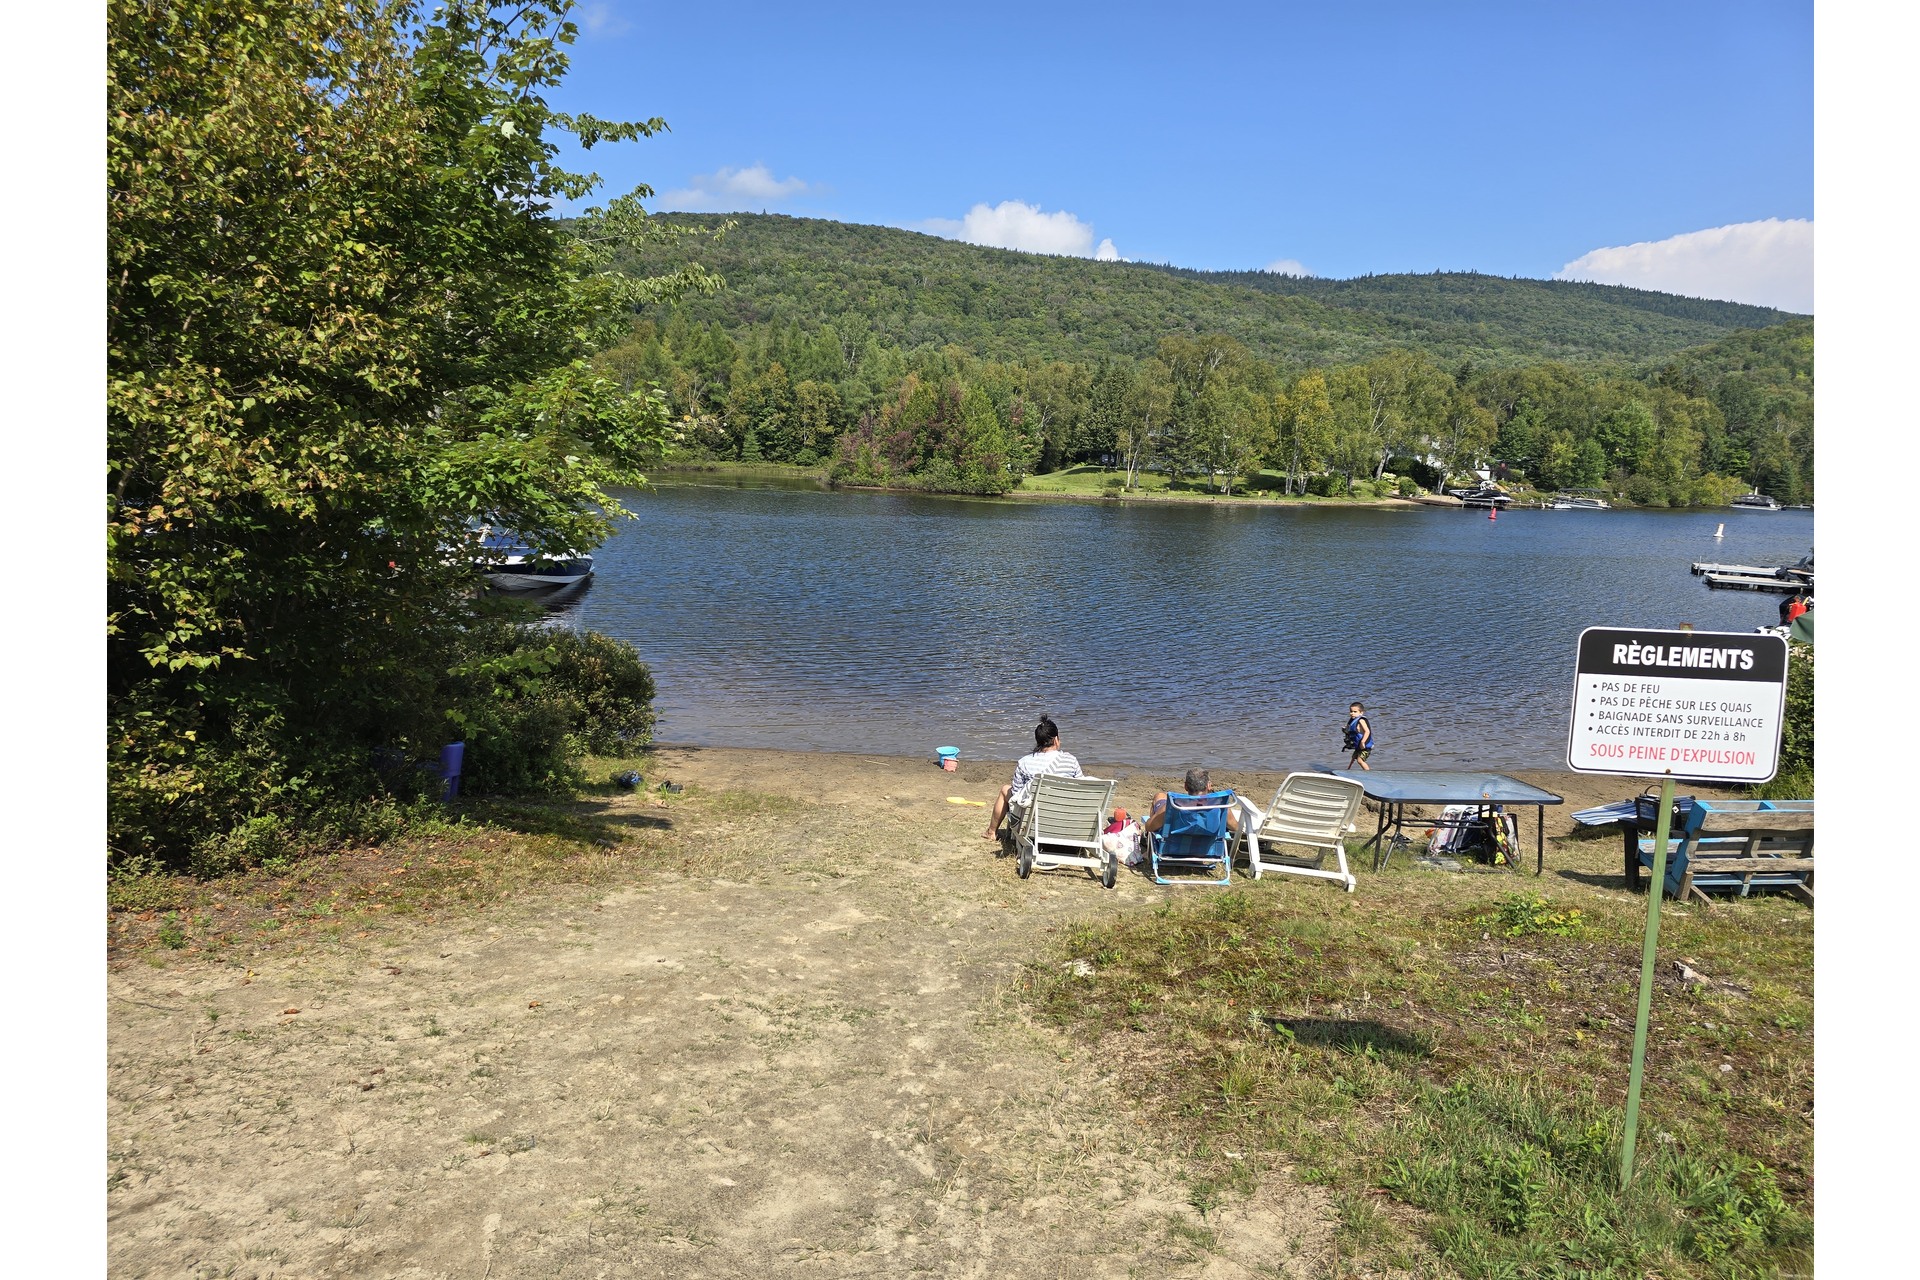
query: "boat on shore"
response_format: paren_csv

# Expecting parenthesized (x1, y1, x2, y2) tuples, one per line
(1730, 492, 1782, 511)
(1447, 485, 1512, 509)
(1548, 490, 1611, 510)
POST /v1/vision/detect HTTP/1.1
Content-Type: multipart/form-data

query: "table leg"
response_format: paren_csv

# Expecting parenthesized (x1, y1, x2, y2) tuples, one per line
(1536, 804, 1544, 876)
(1360, 803, 1387, 854)
(1367, 803, 1392, 872)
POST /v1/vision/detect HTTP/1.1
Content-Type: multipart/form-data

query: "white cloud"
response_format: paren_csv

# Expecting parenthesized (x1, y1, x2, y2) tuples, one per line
(576, 3, 632, 37)
(925, 200, 1119, 259)
(1263, 258, 1311, 277)
(656, 164, 813, 213)
(1554, 218, 1813, 313)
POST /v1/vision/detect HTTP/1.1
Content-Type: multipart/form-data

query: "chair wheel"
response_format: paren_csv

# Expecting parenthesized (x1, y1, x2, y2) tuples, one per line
(1016, 846, 1033, 879)
(1102, 854, 1118, 889)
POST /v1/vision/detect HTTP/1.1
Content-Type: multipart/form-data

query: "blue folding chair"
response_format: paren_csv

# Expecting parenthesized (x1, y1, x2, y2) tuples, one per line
(1148, 790, 1237, 886)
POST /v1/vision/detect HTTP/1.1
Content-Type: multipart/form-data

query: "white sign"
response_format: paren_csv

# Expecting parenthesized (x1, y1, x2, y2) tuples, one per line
(1566, 627, 1789, 783)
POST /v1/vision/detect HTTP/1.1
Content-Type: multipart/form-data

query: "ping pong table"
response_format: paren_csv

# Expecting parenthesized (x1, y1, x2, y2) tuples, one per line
(1313, 768, 1565, 875)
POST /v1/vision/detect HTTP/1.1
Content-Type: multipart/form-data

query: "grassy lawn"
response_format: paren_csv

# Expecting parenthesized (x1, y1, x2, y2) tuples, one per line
(1016, 464, 1403, 502)
(1020, 830, 1812, 1278)
(650, 459, 827, 480)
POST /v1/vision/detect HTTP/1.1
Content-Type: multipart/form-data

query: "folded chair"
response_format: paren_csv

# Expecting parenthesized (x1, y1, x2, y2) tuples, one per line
(1148, 790, 1237, 886)
(1013, 774, 1120, 889)
(1242, 772, 1365, 892)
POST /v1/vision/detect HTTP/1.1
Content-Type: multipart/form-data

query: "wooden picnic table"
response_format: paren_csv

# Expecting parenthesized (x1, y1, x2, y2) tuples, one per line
(1622, 797, 1813, 903)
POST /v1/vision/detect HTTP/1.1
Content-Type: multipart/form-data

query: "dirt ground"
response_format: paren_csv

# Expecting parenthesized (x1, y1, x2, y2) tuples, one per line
(107, 750, 1728, 1279)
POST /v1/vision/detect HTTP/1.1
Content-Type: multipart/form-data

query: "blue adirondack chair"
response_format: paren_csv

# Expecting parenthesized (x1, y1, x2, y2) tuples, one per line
(1148, 790, 1237, 886)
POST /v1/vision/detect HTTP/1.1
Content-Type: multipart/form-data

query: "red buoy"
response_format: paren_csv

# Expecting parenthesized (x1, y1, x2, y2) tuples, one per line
(1488, 508, 1496, 521)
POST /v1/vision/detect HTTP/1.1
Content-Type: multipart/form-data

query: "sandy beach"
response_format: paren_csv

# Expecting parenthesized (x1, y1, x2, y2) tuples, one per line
(107, 747, 1772, 1278)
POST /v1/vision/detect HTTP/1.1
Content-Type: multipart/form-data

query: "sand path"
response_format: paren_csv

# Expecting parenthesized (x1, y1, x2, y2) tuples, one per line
(109, 749, 1340, 1278)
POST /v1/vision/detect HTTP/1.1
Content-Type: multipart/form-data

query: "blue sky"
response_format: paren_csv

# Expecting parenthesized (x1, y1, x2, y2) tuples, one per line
(545, 0, 1813, 310)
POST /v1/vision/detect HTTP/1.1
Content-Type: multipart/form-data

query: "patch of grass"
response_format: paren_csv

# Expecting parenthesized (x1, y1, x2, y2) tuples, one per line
(1480, 891, 1587, 939)
(106, 762, 709, 961)
(1022, 840, 1812, 1278)
(106, 760, 823, 962)
(154, 913, 187, 950)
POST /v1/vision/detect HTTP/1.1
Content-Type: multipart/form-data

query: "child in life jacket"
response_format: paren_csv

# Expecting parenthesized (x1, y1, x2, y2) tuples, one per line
(1343, 702, 1374, 771)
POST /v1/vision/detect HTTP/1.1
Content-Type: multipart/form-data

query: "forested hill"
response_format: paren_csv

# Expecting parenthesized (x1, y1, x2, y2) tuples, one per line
(1146, 266, 1798, 351)
(632, 213, 1802, 368)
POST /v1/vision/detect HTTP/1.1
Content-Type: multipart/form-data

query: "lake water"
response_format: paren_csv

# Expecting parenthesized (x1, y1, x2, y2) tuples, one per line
(549, 479, 1813, 772)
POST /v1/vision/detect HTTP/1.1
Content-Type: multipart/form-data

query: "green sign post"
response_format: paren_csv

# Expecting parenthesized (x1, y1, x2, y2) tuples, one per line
(1565, 626, 1789, 1190)
(1618, 772, 1674, 1189)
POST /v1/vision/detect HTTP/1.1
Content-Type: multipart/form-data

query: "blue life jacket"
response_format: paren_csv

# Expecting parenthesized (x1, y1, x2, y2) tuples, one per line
(1344, 715, 1372, 750)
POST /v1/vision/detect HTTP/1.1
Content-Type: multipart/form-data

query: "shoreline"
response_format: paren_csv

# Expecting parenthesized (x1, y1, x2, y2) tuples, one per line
(649, 462, 1432, 511)
(637, 742, 1752, 841)
(643, 460, 1801, 516)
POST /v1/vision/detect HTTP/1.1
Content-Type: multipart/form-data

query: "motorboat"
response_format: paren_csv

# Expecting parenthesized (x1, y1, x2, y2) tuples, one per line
(475, 530, 595, 590)
(1448, 485, 1512, 508)
(1549, 491, 1611, 510)
(1730, 492, 1782, 511)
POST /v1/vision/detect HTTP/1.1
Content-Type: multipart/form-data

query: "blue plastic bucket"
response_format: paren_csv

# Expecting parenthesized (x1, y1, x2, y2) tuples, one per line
(936, 746, 960, 771)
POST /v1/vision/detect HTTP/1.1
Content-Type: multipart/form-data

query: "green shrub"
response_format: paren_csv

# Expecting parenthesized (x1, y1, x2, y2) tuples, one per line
(1751, 642, 1812, 800)
(1397, 476, 1420, 497)
(110, 619, 656, 874)
(1306, 472, 1348, 497)
(541, 629, 658, 755)
(1778, 642, 1812, 777)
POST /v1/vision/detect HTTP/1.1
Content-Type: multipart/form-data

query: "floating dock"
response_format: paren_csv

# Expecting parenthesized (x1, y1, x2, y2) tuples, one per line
(1691, 561, 1783, 576)
(1702, 571, 1804, 593)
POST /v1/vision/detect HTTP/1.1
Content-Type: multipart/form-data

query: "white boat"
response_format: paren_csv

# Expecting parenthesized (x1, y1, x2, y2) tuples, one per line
(485, 553, 594, 591)
(1731, 492, 1782, 511)
(1549, 491, 1611, 510)
(475, 530, 595, 590)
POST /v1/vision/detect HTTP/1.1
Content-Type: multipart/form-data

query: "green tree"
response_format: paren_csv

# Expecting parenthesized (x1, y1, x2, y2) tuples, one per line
(1278, 370, 1335, 495)
(107, 0, 713, 863)
(727, 362, 796, 460)
(791, 380, 844, 465)
(1593, 399, 1659, 473)
(958, 386, 1012, 492)
(1118, 359, 1175, 489)
(1426, 381, 1497, 479)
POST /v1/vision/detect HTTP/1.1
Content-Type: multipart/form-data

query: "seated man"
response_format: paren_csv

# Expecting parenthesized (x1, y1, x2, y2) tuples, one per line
(983, 715, 1082, 841)
(1142, 767, 1241, 836)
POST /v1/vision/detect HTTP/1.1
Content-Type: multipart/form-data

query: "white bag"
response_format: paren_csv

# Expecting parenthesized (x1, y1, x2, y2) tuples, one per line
(1101, 822, 1144, 866)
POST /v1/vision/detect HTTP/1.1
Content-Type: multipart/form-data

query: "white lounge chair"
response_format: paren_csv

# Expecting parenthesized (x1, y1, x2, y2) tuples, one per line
(1241, 772, 1366, 892)
(1012, 774, 1120, 889)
